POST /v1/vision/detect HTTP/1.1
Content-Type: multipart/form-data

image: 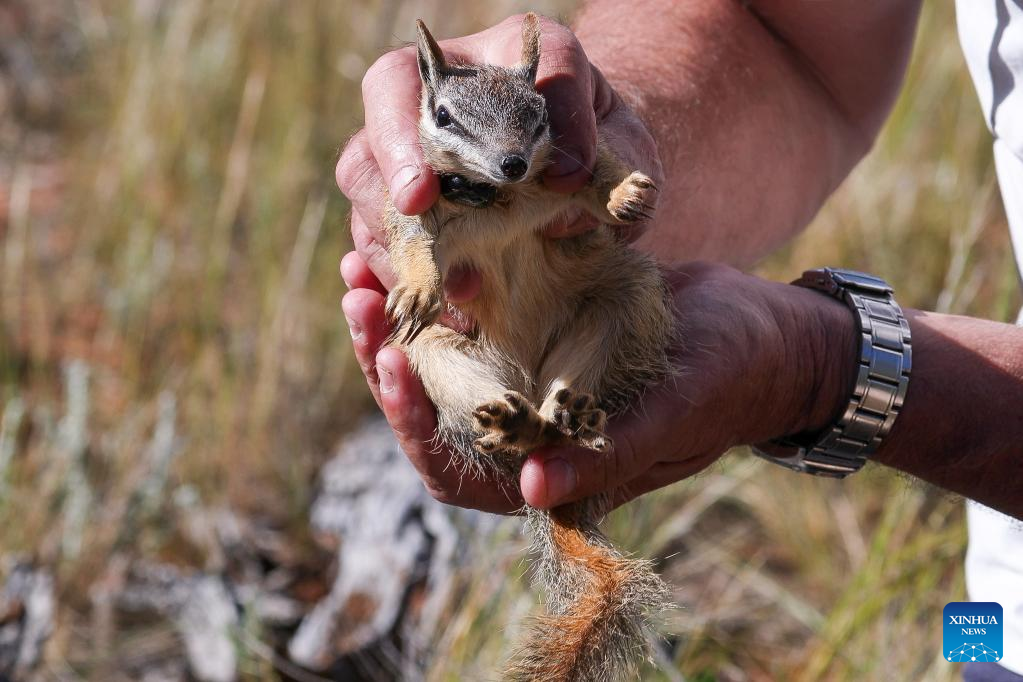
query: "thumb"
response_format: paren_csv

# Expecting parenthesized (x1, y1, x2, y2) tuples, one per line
(520, 411, 656, 509)
(485, 14, 596, 193)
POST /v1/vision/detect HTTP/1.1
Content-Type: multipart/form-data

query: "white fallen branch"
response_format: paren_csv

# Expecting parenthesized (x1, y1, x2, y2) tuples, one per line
(0, 561, 55, 678)
(290, 417, 489, 673)
(112, 563, 239, 682)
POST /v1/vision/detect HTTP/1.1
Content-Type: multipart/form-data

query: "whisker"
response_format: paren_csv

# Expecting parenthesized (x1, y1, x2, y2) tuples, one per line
(548, 142, 590, 172)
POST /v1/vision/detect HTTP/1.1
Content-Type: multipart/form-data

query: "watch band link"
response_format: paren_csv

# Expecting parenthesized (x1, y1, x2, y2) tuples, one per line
(753, 269, 912, 478)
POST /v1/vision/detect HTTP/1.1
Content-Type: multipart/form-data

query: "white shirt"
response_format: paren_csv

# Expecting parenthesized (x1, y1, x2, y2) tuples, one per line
(956, 0, 1023, 674)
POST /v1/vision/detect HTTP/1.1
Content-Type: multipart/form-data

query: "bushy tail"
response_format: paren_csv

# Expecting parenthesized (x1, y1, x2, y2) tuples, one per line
(508, 504, 671, 682)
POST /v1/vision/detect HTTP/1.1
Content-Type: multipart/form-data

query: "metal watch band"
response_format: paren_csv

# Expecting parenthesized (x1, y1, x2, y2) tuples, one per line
(752, 268, 912, 478)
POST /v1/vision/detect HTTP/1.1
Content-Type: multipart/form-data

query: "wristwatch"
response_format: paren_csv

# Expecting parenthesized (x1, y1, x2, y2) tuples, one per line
(752, 268, 912, 478)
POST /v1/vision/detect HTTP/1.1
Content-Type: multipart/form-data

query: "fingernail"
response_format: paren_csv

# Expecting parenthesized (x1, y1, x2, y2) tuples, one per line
(378, 364, 394, 394)
(345, 316, 363, 341)
(547, 148, 585, 178)
(543, 457, 578, 505)
(393, 165, 421, 194)
(342, 275, 353, 290)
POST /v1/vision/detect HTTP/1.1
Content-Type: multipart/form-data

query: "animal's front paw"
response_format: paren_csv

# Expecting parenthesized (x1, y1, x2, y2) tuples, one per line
(552, 388, 611, 453)
(473, 392, 547, 456)
(385, 281, 443, 344)
(607, 171, 658, 224)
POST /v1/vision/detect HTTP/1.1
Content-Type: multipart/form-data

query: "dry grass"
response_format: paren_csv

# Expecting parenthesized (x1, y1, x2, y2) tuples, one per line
(0, 0, 1013, 680)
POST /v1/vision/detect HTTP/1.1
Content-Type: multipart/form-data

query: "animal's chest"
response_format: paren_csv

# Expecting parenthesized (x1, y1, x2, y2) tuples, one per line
(434, 192, 554, 261)
(432, 190, 573, 297)
(431, 196, 576, 357)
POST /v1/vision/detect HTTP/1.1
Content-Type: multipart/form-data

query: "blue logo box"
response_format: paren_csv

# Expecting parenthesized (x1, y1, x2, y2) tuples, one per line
(944, 602, 1003, 663)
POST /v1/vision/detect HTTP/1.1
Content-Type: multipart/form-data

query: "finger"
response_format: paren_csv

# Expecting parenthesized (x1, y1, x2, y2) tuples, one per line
(361, 49, 440, 215)
(476, 15, 596, 194)
(533, 24, 596, 192)
(346, 231, 479, 328)
(351, 210, 397, 291)
(340, 250, 386, 295)
(520, 439, 648, 510)
(341, 288, 393, 407)
(587, 89, 664, 243)
(336, 129, 390, 245)
(520, 388, 684, 509)
(350, 213, 482, 307)
(375, 347, 522, 514)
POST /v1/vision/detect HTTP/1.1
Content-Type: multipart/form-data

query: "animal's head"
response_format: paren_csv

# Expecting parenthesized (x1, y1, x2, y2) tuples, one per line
(415, 14, 551, 185)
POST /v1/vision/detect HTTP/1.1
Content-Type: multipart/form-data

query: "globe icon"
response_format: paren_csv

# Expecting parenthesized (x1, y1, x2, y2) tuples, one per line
(947, 644, 1000, 663)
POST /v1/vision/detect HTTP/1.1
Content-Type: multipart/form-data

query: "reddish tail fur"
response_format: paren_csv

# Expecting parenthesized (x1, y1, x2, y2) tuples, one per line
(509, 507, 670, 682)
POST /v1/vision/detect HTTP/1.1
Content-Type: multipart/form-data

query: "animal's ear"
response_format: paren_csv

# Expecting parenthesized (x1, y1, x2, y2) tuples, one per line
(519, 13, 541, 83)
(416, 19, 447, 90)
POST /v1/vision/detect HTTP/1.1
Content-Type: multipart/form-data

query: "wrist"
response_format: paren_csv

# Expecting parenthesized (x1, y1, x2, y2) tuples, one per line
(665, 265, 860, 459)
(748, 279, 859, 444)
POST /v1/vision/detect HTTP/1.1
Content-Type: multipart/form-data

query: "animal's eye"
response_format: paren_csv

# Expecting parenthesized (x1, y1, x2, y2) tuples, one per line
(533, 111, 548, 139)
(435, 106, 451, 127)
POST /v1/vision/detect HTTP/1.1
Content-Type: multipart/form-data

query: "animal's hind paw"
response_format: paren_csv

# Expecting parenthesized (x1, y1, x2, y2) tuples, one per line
(607, 171, 658, 224)
(552, 388, 611, 452)
(473, 392, 547, 456)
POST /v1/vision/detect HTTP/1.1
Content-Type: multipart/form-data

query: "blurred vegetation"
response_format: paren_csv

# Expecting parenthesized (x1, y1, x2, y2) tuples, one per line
(0, 0, 1015, 680)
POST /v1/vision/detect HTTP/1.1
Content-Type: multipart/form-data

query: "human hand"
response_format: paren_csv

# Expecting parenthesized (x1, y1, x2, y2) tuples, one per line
(336, 13, 663, 300)
(341, 255, 856, 513)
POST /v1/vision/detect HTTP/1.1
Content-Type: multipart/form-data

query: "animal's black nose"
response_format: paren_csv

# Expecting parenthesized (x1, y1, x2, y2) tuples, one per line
(500, 155, 528, 180)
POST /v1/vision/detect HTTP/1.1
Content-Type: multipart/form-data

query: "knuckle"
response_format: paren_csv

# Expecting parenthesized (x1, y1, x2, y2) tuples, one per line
(350, 211, 369, 242)
(538, 22, 586, 70)
(499, 12, 526, 25)
(525, 13, 578, 45)
(360, 362, 380, 390)
(537, 38, 586, 77)
(361, 48, 413, 97)
(501, 13, 584, 75)
(499, 12, 535, 33)
(336, 132, 376, 198)
(544, 19, 582, 51)
(351, 221, 387, 262)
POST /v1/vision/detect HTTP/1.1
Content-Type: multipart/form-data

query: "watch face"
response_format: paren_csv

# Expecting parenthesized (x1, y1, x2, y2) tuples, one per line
(829, 269, 894, 295)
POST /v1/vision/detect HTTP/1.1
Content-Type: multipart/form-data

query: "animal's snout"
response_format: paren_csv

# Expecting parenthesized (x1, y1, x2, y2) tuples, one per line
(500, 155, 528, 180)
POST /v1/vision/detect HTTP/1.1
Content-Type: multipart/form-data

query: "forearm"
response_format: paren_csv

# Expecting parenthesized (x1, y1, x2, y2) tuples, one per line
(764, 290, 1023, 517)
(871, 312, 1023, 517)
(574, 0, 921, 268)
